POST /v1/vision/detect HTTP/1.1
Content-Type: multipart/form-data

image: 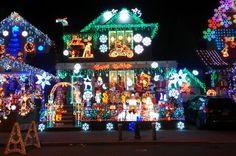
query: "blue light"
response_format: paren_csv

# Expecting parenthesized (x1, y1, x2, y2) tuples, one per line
(128, 122, 135, 131)
(38, 45, 44, 51)
(12, 25, 19, 33)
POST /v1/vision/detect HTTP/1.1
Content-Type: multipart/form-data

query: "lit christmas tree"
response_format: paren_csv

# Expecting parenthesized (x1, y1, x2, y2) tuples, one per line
(6, 25, 22, 57)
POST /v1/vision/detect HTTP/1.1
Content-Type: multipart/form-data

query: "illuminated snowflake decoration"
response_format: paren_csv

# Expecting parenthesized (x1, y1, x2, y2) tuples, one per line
(20, 75, 27, 82)
(99, 44, 108, 53)
(106, 122, 114, 131)
(131, 8, 142, 17)
(27, 36, 34, 43)
(36, 72, 51, 89)
(0, 75, 6, 84)
(133, 34, 143, 43)
(0, 37, 4, 44)
(82, 123, 89, 131)
(99, 35, 108, 43)
(155, 122, 161, 131)
(169, 89, 179, 99)
(134, 44, 144, 54)
(142, 37, 152, 46)
(38, 123, 45, 132)
(169, 70, 187, 88)
(177, 121, 185, 130)
(203, 28, 215, 41)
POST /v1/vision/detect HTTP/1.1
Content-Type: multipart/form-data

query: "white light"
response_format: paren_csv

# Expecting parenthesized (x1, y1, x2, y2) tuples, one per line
(106, 123, 114, 131)
(11, 105, 16, 111)
(99, 35, 108, 43)
(142, 37, 152, 46)
(38, 123, 45, 132)
(103, 11, 113, 21)
(3, 30, 9, 36)
(177, 121, 185, 130)
(63, 50, 69, 56)
(151, 62, 158, 69)
(82, 123, 89, 131)
(154, 75, 160, 81)
(102, 84, 107, 90)
(192, 70, 199, 76)
(4, 116, 7, 120)
(119, 9, 129, 21)
(134, 44, 144, 54)
(22, 31, 28, 37)
(155, 122, 161, 131)
(99, 44, 108, 53)
(74, 63, 81, 71)
(133, 34, 143, 43)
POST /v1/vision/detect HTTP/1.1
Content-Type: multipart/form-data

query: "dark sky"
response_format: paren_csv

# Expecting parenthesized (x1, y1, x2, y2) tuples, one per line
(1, 0, 220, 71)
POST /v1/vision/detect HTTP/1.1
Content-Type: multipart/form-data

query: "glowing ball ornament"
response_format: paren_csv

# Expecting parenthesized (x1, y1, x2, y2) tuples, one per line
(134, 44, 144, 54)
(119, 9, 129, 21)
(74, 63, 81, 71)
(192, 70, 199, 76)
(63, 50, 69, 56)
(3, 30, 9, 36)
(103, 11, 113, 21)
(151, 62, 158, 69)
(22, 31, 28, 37)
(133, 34, 143, 43)
(37, 45, 44, 51)
(142, 37, 152, 46)
(11, 105, 16, 111)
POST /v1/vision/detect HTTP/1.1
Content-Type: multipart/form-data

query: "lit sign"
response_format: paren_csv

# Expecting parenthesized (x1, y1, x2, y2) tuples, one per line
(92, 63, 132, 70)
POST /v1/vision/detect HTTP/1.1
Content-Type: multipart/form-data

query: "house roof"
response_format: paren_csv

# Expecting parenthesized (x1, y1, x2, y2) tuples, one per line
(196, 49, 229, 69)
(0, 12, 52, 46)
(80, 8, 158, 39)
(0, 57, 57, 79)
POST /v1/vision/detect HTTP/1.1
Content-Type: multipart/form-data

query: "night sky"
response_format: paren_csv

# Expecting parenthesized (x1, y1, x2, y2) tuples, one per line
(1, 0, 220, 72)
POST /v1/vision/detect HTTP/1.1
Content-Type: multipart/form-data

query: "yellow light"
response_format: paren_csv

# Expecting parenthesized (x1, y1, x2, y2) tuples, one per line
(118, 36, 123, 40)
(127, 36, 131, 42)
(111, 37, 115, 42)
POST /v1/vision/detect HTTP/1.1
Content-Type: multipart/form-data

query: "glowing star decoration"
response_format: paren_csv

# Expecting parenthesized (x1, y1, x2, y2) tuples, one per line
(36, 72, 51, 89)
(0, 75, 6, 84)
(169, 89, 179, 99)
(133, 34, 143, 43)
(3, 30, 9, 36)
(106, 123, 114, 131)
(82, 123, 89, 131)
(119, 9, 129, 21)
(99, 44, 108, 53)
(169, 70, 187, 88)
(155, 122, 161, 131)
(151, 62, 158, 69)
(99, 35, 108, 43)
(142, 37, 152, 46)
(21, 31, 28, 37)
(177, 121, 185, 130)
(63, 50, 69, 56)
(38, 123, 45, 132)
(131, 8, 142, 17)
(134, 44, 144, 54)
